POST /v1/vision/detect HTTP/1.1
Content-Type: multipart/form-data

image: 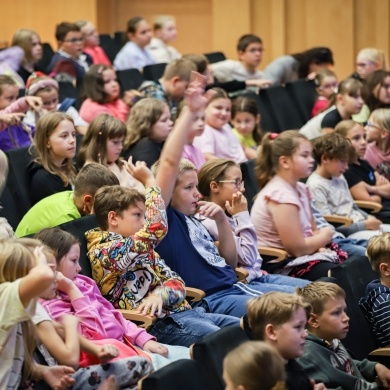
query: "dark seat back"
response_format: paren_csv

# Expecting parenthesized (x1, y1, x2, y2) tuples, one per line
(191, 326, 248, 390)
(204, 51, 226, 64)
(143, 63, 167, 82)
(116, 68, 144, 93)
(285, 80, 317, 123)
(99, 34, 121, 64)
(35, 42, 55, 73)
(240, 159, 259, 212)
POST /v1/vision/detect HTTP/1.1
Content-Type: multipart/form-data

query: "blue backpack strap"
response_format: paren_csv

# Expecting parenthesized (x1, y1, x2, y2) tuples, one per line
(58, 98, 76, 112)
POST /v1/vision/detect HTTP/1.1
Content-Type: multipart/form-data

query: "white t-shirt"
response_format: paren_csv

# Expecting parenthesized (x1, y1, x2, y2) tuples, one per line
(211, 60, 264, 82)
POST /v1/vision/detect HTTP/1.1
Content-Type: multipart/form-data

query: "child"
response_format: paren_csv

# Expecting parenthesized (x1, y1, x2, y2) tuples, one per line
(335, 120, 390, 223)
(36, 227, 189, 369)
(197, 158, 309, 291)
(114, 17, 154, 71)
(86, 156, 239, 347)
(155, 73, 268, 318)
(138, 57, 196, 119)
(308, 132, 387, 240)
(364, 108, 390, 179)
(0, 238, 66, 388)
(300, 78, 364, 140)
(80, 64, 133, 123)
(123, 98, 173, 167)
(147, 15, 181, 63)
(193, 88, 248, 163)
(75, 20, 111, 66)
(23, 73, 88, 134)
(15, 162, 119, 237)
(210, 34, 272, 90)
(28, 112, 77, 205)
(0, 74, 42, 151)
(231, 96, 262, 159)
(296, 281, 390, 389)
(359, 233, 390, 347)
(250, 131, 343, 280)
(223, 341, 286, 390)
(355, 48, 387, 81)
(311, 69, 338, 117)
(78, 113, 144, 192)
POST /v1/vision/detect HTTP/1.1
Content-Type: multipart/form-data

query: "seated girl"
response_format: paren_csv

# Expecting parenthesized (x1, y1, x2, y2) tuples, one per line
(250, 131, 345, 281)
(28, 112, 76, 205)
(78, 113, 144, 192)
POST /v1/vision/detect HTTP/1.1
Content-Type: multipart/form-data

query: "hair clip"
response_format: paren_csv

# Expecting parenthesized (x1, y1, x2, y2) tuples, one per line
(97, 66, 104, 74)
(269, 132, 278, 140)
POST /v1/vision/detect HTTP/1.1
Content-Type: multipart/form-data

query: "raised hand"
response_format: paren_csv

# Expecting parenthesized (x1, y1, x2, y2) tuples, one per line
(125, 156, 156, 188)
(185, 71, 216, 113)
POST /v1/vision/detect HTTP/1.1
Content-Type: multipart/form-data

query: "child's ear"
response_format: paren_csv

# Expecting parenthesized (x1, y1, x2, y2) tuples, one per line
(171, 76, 181, 86)
(307, 313, 319, 329)
(107, 210, 118, 226)
(264, 323, 277, 341)
(210, 181, 219, 193)
(279, 155, 290, 169)
(255, 114, 261, 124)
(379, 262, 390, 277)
(82, 194, 93, 215)
(237, 50, 245, 61)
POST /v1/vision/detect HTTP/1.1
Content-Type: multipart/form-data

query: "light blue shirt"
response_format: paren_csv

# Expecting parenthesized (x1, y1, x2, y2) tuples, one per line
(114, 41, 155, 71)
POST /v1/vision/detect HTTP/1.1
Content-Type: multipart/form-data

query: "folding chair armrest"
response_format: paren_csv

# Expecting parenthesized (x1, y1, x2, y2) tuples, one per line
(355, 200, 383, 214)
(258, 247, 288, 261)
(119, 309, 156, 329)
(235, 267, 249, 282)
(324, 215, 353, 227)
(186, 287, 205, 303)
(368, 347, 390, 357)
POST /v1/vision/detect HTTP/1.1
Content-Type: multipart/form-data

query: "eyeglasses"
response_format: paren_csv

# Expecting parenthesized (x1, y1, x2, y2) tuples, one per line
(218, 179, 244, 188)
(63, 37, 84, 43)
(246, 48, 265, 54)
(366, 121, 382, 130)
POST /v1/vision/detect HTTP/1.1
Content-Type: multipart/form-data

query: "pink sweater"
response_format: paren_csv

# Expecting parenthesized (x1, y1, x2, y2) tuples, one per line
(79, 98, 129, 123)
(40, 274, 154, 348)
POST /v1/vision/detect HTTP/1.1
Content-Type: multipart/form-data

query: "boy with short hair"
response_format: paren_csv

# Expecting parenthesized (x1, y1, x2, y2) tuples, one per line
(360, 232, 390, 347)
(138, 58, 196, 118)
(244, 292, 319, 390)
(210, 34, 272, 90)
(307, 132, 383, 239)
(297, 281, 390, 389)
(86, 85, 239, 348)
(15, 163, 119, 237)
(47, 22, 92, 87)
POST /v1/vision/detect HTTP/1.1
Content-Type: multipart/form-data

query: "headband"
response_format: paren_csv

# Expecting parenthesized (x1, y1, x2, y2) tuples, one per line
(269, 132, 278, 140)
(27, 78, 59, 96)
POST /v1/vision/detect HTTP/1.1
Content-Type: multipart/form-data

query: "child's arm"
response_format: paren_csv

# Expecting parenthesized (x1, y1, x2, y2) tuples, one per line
(350, 182, 382, 203)
(198, 200, 238, 268)
(156, 72, 215, 207)
(374, 363, 390, 388)
(35, 315, 81, 369)
(31, 364, 75, 389)
(19, 247, 55, 308)
(242, 146, 257, 160)
(78, 337, 119, 364)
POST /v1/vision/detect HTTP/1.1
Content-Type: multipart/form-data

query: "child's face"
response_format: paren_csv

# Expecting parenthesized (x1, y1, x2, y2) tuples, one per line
(59, 244, 81, 280)
(40, 265, 58, 299)
(212, 165, 244, 205)
(205, 98, 231, 129)
(232, 111, 259, 137)
(286, 140, 314, 180)
(0, 84, 18, 109)
(47, 119, 77, 164)
(60, 31, 84, 59)
(171, 169, 200, 216)
(156, 20, 177, 43)
(310, 297, 349, 343)
(102, 69, 120, 101)
(115, 201, 146, 237)
(346, 124, 367, 158)
(356, 55, 378, 80)
(365, 116, 386, 143)
(321, 157, 348, 178)
(338, 92, 364, 115)
(106, 137, 124, 163)
(150, 106, 173, 143)
(82, 22, 99, 48)
(318, 76, 338, 99)
(37, 88, 59, 111)
(31, 34, 43, 62)
(271, 307, 308, 360)
(374, 76, 390, 105)
(129, 20, 153, 48)
(238, 42, 263, 70)
(188, 110, 205, 143)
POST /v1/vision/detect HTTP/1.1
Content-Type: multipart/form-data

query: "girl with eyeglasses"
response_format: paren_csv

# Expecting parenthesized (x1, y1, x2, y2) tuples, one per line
(197, 158, 309, 291)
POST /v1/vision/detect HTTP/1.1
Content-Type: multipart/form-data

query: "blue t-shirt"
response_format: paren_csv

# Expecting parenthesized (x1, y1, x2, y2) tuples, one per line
(156, 206, 237, 295)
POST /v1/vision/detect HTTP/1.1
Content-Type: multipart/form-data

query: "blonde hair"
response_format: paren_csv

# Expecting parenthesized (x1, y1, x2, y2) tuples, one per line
(357, 48, 387, 70)
(162, 58, 196, 82)
(256, 131, 308, 188)
(0, 238, 43, 380)
(11, 29, 40, 66)
(151, 158, 196, 179)
(224, 341, 286, 390)
(32, 112, 76, 187)
(296, 281, 345, 316)
(0, 149, 8, 194)
(246, 292, 311, 341)
(125, 98, 167, 148)
(366, 233, 390, 273)
(153, 15, 176, 31)
(78, 114, 126, 167)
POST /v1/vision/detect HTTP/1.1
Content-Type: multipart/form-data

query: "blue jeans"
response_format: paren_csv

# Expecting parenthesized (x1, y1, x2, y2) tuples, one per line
(333, 237, 367, 257)
(249, 273, 310, 293)
(148, 307, 239, 347)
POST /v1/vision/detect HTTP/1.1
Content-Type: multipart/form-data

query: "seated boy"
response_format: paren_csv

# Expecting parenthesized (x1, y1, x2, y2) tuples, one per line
(86, 96, 239, 347)
(360, 232, 390, 347)
(15, 163, 119, 237)
(138, 58, 196, 119)
(243, 292, 323, 390)
(210, 34, 272, 90)
(296, 281, 390, 389)
(308, 132, 384, 240)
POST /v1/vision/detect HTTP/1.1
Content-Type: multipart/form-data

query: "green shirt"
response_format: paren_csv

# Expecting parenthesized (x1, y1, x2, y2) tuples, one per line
(232, 128, 257, 149)
(15, 191, 81, 237)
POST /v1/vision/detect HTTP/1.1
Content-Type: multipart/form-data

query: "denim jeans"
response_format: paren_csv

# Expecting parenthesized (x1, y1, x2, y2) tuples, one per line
(333, 237, 367, 257)
(249, 273, 310, 293)
(148, 307, 240, 347)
